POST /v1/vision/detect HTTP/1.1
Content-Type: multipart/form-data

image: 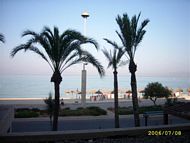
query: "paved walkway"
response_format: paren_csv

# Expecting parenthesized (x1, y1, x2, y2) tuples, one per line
(12, 114, 190, 132)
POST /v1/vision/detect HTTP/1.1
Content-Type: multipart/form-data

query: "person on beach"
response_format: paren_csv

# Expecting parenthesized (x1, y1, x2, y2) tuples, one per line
(61, 99, 64, 106)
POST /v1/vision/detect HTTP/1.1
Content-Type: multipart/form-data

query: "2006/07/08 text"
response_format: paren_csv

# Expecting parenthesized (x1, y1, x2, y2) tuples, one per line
(148, 130, 181, 136)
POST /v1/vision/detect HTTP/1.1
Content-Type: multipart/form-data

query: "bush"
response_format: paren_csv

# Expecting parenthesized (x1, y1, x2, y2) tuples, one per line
(118, 107, 133, 115)
(108, 105, 163, 115)
(64, 107, 70, 110)
(77, 107, 84, 110)
(16, 108, 30, 112)
(39, 110, 48, 115)
(15, 110, 39, 118)
(138, 105, 163, 113)
(59, 106, 107, 116)
(31, 108, 40, 112)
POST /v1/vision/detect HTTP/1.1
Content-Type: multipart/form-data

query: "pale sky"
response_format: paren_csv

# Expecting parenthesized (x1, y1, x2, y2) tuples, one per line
(0, 0, 189, 77)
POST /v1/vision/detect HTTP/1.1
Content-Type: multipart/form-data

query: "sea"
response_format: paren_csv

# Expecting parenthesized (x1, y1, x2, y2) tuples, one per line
(0, 75, 189, 99)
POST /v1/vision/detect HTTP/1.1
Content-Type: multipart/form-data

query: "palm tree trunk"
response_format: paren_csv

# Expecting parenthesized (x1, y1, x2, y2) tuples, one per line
(51, 70, 62, 131)
(113, 70, 119, 128)
(129, 60, 140, 127)
(52, 82, 60, 131)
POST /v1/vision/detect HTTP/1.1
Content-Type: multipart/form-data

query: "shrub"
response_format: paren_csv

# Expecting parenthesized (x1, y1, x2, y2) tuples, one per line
(138, 105, 163, 113)
(16, 108, 30, 112)
(109, 105, 163, 115)
(31, 108, 40, 112)
(77, 107, 84, 110)
(118, 107, 133, 115)
(15, 110, 39, 118)
(64, 107, 70, 110)
(59, 106, 107, 116)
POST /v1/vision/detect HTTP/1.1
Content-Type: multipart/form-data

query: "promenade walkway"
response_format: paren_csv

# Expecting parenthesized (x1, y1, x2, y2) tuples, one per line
(12, 114, 190, 132)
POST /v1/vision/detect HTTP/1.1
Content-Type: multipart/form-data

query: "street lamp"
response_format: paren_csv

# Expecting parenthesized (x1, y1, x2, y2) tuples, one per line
(81, 11, 89, 36)
(81, 11, 89, 107)
(83, 62, 88, 70)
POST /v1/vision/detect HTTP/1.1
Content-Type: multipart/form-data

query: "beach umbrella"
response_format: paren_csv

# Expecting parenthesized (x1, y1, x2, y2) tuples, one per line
(126, 90, 132, 93)
(187, 88, 190, 96)
(138, 89, 144, 93)
(118, 89, 126, 94)
(176, 88, 183, 92)
(64, 90, 70, 94)
(88, 89, 96, 94)
(77, 91, 82, 94)
(95, 90, 103, 95)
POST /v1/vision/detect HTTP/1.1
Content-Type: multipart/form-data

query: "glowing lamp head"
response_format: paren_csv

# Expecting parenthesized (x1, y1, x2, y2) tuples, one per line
(81, 12, 89, 18)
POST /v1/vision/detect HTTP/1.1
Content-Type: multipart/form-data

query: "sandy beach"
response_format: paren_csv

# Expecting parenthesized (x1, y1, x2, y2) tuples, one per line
(0, 95, 189, 110)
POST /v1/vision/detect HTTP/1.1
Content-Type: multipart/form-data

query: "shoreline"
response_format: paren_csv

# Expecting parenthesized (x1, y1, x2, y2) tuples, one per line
(0, 93, 189, 101)
(0, 96, 189, 110)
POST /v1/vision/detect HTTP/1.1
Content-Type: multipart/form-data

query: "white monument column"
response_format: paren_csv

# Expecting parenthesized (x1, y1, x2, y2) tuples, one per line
(81, 11, 89, 107)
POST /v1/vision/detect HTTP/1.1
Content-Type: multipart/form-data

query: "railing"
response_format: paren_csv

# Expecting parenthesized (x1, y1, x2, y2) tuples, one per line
(0, 106, 14, 134)
(0, 123, 190, 143)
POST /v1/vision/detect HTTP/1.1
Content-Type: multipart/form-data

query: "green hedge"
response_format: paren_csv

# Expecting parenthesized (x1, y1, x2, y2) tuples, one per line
(108, 105, 163, 115)
(15, 110, 39, 118)
(59, 106, 107, 116)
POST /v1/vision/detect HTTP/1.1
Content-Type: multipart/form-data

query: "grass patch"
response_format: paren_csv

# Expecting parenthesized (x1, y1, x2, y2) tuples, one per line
(15, 106, 107, 118)
(108, 105, 163, 115)
(59, 106, 107, 116)
(15, 110, 39, 118)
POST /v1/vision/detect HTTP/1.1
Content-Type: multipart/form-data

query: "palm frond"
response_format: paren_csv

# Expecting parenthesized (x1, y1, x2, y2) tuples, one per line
(60, 51, 80, 72)
(22, 30, 38, 37)
(116, 13, 149, 60)
(134, 19, 149, 47)
(115, 31, 125, 47)
(11, 26, 104, 77)
(118, 60, 129, 67)
(61, 57, 83, 72)
(43, 26, 54, 38)
(116, 48, 125, 64)
(102, 48, 113, 69)
(11, 44, 27, 57)
(0, 34, 5, 43)
(29, 46, 54, 71)
(81, 51, 105, 77)
(116, 14, 133, 58)
(104, 38, 120, 49)
(82, 38, 99, 50)
(102, 48, 112, 63)
(103, 39, 126, 70)
(60, 40, 82, 65)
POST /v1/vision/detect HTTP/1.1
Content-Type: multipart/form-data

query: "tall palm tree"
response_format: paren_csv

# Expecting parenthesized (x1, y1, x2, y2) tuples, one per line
(102, 39, 127, 128)
(116, 13, 149, 126)
(11, 26, 105, 131)
(0, 33, 5, 43)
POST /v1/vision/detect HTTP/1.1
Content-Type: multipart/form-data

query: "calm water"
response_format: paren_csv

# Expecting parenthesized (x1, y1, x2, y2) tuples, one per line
(0, 75, 189, 99)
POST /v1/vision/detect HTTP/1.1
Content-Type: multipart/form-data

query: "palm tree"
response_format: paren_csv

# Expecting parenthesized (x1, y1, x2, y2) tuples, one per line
(11, 26, 105, 131)
(116, 13, 149, 126)
(0, 33, 5, 43)
(102, 39, 127, 128)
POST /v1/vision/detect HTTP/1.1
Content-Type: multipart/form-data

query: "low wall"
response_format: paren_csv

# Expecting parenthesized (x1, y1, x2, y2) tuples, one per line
(0, 106, 14, 134)
(0, 123, 190, 143)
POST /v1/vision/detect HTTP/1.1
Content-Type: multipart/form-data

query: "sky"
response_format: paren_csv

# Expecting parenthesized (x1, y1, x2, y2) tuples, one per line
(0, 0, 189, 77)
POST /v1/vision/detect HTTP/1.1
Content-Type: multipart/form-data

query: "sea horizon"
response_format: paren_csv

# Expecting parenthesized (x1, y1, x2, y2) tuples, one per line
(0, 74, 189, 99)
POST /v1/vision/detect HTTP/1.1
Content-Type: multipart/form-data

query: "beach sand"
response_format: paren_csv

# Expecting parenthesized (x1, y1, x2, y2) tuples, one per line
(0, 95, 189, 110)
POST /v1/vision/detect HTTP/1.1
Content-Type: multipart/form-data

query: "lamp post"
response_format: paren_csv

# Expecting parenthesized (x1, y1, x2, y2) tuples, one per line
(81, 11, 89, 107)
(81, 11, 89, 36)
